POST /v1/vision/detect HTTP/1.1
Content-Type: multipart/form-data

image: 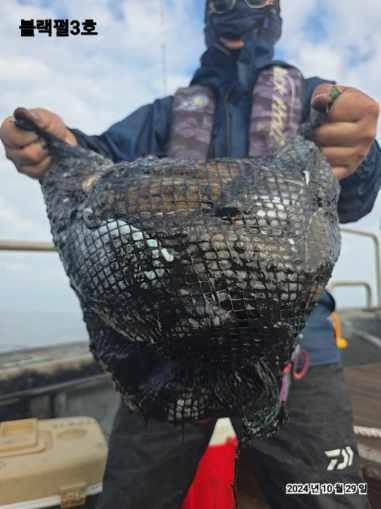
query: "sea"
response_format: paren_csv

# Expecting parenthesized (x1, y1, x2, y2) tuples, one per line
(0, 310, 88, 353)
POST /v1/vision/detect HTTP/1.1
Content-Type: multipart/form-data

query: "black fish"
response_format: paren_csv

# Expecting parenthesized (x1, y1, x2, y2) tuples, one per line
(14, 107, 341, 439)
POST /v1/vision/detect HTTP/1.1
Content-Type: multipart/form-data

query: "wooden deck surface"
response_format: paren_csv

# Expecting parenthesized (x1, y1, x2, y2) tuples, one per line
(344, 361, 381, 429)
(344, 362, 381, 509)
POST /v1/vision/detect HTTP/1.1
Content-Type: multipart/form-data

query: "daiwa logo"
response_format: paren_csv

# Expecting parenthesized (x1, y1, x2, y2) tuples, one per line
(325, 447, 354, 471)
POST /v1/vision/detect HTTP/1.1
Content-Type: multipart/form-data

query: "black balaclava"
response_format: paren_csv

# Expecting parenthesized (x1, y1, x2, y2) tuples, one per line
(191, 0, 282, 94)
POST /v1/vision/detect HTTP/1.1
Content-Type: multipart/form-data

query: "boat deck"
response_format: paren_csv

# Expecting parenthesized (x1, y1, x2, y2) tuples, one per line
(345, 361, 381, 430)
(344, 361, 381, 508)
(341, 309, 381, 505)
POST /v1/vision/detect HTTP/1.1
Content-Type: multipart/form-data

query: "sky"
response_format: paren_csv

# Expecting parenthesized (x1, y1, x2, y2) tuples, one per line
(1, 0, 381, 347)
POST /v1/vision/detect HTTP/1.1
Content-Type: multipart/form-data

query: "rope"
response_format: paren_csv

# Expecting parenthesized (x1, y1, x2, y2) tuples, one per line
(354, 425, 381, 439)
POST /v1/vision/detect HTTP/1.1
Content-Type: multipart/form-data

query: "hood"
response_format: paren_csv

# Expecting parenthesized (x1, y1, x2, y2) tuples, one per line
(191, 1, 282, 93)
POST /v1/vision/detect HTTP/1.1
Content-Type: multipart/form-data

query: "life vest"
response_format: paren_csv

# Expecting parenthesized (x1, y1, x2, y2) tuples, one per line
(168, 65, 304, 161)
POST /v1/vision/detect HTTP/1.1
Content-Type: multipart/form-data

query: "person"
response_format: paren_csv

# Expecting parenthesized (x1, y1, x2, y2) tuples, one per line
(1, 1, 380, 507)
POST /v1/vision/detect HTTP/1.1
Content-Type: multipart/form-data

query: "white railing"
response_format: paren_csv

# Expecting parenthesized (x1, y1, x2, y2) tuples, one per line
(0, 240, 56, 252)
(2, 229, 381, 308)
(330, 228, 381, 308)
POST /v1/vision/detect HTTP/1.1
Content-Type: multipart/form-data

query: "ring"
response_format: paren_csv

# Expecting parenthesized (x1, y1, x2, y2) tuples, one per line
(327, 85, 345, 112)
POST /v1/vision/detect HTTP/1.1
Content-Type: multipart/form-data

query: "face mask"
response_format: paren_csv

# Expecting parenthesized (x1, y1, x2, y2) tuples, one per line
(204, 0, 282, 53)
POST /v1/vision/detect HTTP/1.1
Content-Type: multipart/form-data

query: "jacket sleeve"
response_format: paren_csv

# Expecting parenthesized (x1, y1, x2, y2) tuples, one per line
(337, 140, 381, 223)
(304, 76, 381, 224)
(68, 96, 174, 163)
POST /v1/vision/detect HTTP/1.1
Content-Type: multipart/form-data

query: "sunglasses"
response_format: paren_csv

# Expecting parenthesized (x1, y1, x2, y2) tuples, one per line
(208, 0, 275, 15)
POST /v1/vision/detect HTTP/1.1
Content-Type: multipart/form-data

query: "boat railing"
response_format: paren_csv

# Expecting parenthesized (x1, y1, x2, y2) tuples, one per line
(328, 281, 373, 309)
(1, 229, 381, 308)
(328, 228, 381, 309)
(0, 240, 56, 252)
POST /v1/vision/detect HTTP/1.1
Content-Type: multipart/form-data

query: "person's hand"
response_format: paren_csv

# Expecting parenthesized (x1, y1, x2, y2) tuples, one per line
(0, 107, 77, 179)
(311, 84, 379, 181)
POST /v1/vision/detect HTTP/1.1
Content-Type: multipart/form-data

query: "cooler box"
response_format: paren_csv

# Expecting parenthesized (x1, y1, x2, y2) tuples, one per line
(182, 419, 238, 509)
(0, 417, 107, 509)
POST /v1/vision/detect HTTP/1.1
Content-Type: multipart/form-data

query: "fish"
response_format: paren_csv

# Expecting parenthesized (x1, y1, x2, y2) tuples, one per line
(14, 107, 341, 439)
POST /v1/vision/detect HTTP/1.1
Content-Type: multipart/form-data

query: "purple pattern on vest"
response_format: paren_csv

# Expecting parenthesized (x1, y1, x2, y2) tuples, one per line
(168, 65, 304, 161)
(249, 66, 304, 156)
(168, 85, 215, 161)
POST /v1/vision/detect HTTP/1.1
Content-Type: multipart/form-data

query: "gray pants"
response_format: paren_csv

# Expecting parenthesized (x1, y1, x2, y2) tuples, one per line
(97, 363, 369, 509)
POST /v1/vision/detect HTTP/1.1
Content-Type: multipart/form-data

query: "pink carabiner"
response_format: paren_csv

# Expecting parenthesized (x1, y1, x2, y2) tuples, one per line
(282, 362, 292, 375)
(292, 350, 310, 381)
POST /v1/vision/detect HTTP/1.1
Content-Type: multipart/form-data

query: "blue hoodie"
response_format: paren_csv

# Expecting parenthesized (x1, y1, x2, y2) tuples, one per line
(69, 2, 381, 367)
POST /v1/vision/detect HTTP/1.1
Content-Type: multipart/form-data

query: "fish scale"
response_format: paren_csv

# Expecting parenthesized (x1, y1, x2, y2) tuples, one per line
(14, 107, 341, 440)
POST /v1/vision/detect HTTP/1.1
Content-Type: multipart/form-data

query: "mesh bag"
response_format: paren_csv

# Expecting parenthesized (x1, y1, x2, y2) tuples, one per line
(14, 109, 341, 439)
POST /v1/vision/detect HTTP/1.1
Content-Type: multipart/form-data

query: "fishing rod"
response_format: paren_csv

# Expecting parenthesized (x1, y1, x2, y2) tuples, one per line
(159, 0, 168, 95)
